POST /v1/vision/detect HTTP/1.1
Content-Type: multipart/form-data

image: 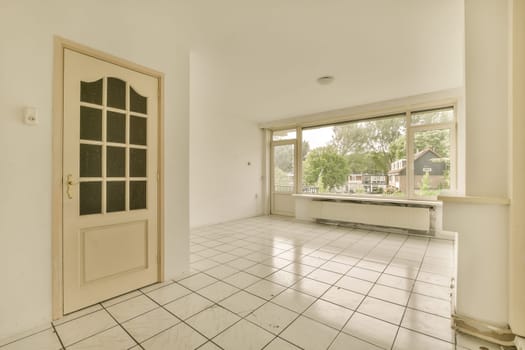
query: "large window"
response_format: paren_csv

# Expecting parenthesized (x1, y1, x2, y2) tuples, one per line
(275, 106, 455, 200)
(302, 114, 407, 196)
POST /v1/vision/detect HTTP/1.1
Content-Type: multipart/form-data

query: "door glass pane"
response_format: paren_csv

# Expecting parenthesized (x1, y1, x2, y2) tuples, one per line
(130, 181, 147, 210)
(80, 79, 103, 105)
(413, 128, 451, 198)
(130, 116, 147, 145)
(78, 75, 153, 215)
(107, 146, 126, 177)
(107, 181, 125, 212)
(130, 86, 147, 114)
(79, 181, 102, 215)
(80, 106, 102, 141)
(107, 111, 126, 143)
(80, 144, 102, 177)
(273, 144, 294, 193)
(107, 77, 126, 109)
(130, 148, 146, 177)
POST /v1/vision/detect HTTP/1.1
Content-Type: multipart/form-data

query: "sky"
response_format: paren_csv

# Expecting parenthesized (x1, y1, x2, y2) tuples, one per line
(303, 125, 334, 149)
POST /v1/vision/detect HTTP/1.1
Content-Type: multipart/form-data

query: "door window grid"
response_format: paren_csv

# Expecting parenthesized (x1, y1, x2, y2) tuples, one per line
(79, 77, 148, 215)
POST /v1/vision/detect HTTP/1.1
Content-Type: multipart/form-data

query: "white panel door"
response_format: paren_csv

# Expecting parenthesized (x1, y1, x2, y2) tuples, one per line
(62, 49, 159, 313)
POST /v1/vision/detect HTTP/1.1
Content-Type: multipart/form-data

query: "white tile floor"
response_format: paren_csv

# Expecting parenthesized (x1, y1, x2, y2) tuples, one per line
(0, 216, 510, 350)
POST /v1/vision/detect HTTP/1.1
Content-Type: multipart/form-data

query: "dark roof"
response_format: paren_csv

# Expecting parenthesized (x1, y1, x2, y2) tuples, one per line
(414, 148, 442, 159)
(388, 148, 442, 175)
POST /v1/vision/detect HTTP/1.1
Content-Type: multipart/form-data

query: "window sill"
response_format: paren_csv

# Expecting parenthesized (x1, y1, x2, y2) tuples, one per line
(438, 195, 510, 206)
(292, 193, 439, 208)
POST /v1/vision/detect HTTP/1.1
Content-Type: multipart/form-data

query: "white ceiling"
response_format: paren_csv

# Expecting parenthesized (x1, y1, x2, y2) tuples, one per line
(186, 0, 464, 123)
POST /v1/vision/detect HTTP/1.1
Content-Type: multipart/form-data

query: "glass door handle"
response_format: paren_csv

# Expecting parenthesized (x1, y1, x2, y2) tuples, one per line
(66, 174, 78, 199)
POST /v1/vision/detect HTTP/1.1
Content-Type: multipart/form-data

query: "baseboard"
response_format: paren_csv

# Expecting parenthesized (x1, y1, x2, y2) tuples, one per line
(452, 313, 515, 347)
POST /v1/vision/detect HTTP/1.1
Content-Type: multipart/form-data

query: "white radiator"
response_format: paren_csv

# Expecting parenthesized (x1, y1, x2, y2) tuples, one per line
(308, 200, 431, 232)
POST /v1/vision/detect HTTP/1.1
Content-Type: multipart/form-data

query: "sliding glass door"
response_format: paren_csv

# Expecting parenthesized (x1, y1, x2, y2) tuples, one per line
(271, 130, 297, 216)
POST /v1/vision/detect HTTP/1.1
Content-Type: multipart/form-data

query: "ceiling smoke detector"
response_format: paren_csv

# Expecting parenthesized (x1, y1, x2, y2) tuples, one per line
(317, 76, 334, 85)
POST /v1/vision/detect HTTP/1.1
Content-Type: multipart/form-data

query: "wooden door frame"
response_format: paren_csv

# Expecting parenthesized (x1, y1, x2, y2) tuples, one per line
(52, 37, 165, 320)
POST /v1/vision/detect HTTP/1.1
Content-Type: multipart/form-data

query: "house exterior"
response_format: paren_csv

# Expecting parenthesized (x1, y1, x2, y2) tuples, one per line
(346, 173, 387, 194)
(388, 148, 448, 193)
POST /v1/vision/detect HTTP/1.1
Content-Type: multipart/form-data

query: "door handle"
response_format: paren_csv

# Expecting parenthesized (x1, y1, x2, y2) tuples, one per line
(66, 174, 78, 199)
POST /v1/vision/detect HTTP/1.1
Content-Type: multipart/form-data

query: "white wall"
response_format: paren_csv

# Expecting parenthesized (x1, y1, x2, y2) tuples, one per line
(0, 0, 190, 340)
(443, 200, 509, 325)
(441, 0, 513, 331)
(464, 0, 509, 197)
(189, 53, 264, 228)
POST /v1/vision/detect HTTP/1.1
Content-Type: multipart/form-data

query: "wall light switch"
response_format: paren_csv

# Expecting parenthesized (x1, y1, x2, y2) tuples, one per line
(24, 107, 38, 125)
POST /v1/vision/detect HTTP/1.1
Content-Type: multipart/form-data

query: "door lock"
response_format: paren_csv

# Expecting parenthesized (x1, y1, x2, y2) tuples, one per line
(66, 174, 78, 199)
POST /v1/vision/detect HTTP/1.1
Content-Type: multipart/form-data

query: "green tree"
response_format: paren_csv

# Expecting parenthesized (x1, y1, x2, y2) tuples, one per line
(412, 109, 453, 125)
(274, 141, 310, 173)
(331, 117, 406, 179)
(389, 135, 407, 160)
(414, 129, 450, 157)
(331, 122, 369, 156)
(274, 166, 293, 191)
(346, 153, 370, 174)
(274, 144, 294, 173)
(301, 141, 310, 160)
(391, 129, 450, 160)
(345, 153, 385, 174)
(303, 146, 349, 191)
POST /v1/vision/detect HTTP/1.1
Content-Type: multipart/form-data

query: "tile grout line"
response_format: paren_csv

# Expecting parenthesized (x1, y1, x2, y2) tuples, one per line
(50, 322, 66, 350)
(323, 232, 412, 350)
(299, 233, 393, 347)
(0, 327, 55, 349)
(44, 304, 125, 349)
(192, 263, 300, 348)
(174, 228, 372, 349)
(55, 324, 121, 349)
(257, 228, 378, 349)
(388, 237, 433, 350)
(99, 303, 145, 350)
(138, 287, 226, 350)
(258, 228, 399, 349)
(195, 222, 440, 349)
(54, 295, 137, 329)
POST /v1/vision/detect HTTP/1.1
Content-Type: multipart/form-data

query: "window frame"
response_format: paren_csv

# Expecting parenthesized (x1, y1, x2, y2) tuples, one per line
(270, 130, 298, 195)
(406, 108, 457, 199)
(271, 103, 457, 202)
